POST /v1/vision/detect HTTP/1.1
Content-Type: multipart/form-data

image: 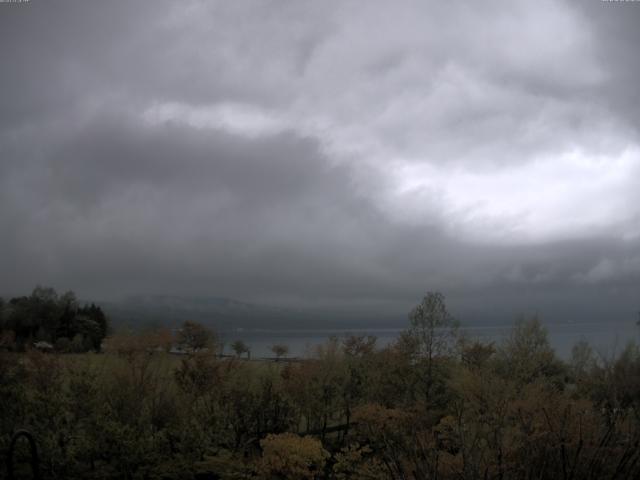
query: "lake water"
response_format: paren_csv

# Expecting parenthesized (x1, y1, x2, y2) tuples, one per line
(220, 321, 639, 360)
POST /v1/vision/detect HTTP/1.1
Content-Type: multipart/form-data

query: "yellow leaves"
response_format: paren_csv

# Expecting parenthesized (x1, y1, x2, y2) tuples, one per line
(257, 433, 329, 480)
(333, 443, 387, 480)
(352, 403, 411, 433)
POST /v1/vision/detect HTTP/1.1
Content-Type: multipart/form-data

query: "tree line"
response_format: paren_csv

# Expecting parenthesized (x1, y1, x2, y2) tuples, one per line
(0, 286, 109, 353)
(2, 291, 640, 479)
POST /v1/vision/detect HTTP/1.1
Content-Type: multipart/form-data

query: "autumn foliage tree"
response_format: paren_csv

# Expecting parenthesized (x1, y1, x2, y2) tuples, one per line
(258, 433, 329, 479)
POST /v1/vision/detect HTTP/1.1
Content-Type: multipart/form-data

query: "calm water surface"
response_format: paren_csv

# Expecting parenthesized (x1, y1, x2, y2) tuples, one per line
(221, 321, 639, 360)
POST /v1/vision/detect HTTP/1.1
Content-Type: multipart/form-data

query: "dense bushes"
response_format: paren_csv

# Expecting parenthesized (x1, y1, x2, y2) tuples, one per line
(2, 292, 640, 479)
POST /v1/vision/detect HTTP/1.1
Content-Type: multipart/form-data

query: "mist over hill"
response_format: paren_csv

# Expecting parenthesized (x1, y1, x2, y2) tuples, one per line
(97, 291, 640, 339)
(100, 294, 407, 333)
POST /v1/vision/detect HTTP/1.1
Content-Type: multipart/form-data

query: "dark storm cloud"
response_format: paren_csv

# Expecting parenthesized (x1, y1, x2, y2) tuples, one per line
(1, 0, 639, 323)
(0, 113, 364, 290)
(576, 1, 640, 133)
(0, 108, 478, 302)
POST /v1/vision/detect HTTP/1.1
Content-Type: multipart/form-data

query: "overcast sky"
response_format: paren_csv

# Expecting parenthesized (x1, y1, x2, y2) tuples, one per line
(1, 1, 639, 322)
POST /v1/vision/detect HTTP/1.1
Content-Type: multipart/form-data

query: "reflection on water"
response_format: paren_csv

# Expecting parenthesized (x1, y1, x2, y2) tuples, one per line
(220, 321, 639, 359)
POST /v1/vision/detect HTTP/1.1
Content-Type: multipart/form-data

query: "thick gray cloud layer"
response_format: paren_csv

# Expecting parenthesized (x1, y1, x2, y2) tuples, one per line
(1, 0, 639, 322)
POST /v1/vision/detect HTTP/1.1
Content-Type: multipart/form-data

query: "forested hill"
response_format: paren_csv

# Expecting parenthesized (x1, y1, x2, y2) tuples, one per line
(101, 294, 404, 332)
